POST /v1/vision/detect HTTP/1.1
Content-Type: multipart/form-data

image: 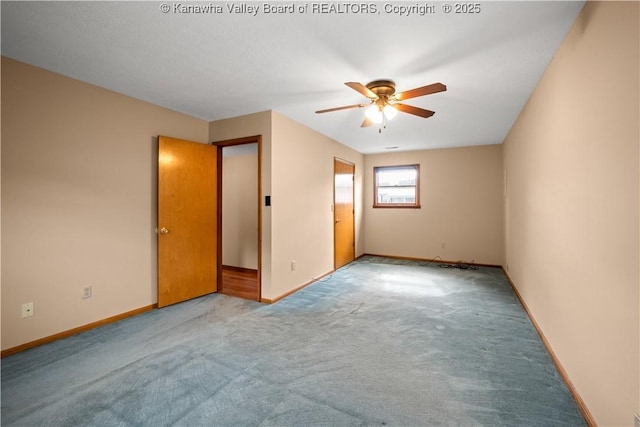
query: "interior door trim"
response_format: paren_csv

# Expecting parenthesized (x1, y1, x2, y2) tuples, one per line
(211, 135, 262, 302)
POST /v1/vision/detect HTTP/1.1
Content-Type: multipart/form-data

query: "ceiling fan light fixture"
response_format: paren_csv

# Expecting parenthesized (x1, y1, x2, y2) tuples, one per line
(383, 104, 398, 120)
(366, 104, 383, 124)
(315, 79, 446, 130)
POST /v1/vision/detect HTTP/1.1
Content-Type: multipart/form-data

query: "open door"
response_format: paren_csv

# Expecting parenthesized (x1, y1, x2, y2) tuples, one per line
(334, 158, 355, 269)
(157, 136, 217, 307)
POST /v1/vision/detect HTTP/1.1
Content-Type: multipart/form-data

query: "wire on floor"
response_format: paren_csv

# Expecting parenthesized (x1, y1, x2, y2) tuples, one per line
(439, 260, 479, 270)
(421, 255, 444, 267)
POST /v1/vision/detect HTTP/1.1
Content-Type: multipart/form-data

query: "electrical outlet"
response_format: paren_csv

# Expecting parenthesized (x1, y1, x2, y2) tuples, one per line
(22, 302, 34, 318)
(82, 286, 92, 299)
(291, 260, 296, 271)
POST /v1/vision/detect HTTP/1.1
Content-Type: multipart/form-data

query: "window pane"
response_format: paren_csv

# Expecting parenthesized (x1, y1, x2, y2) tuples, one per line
(374, 164, 420, 208)
(377, 186, 416, 204)
(376, 168, 417, 187)
(335, 173, 352, 203)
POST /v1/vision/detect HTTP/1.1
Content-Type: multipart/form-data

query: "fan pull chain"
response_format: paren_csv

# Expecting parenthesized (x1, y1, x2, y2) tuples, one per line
(379, 113, 388, 133)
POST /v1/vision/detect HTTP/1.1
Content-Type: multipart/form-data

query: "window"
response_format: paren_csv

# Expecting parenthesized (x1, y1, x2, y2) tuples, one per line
(373, 164, 420, 208)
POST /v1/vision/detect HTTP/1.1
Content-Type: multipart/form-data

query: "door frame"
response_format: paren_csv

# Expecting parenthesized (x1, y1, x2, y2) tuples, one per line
(211, 135, 262, 302)
(333, 157, 356, 269)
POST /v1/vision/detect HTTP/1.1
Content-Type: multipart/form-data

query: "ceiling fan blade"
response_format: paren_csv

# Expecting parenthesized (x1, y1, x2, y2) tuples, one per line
(393, 83, 446, 101)
(315, 103, 366, 114)
(394, 103, 436, 118)
(345, 82, 377, 99)
(361, 117, 373, 127)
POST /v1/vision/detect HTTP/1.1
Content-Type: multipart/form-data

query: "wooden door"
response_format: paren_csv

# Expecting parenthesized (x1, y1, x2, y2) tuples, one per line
(334, 158, 355, 269)
(158, 136, 217, 307)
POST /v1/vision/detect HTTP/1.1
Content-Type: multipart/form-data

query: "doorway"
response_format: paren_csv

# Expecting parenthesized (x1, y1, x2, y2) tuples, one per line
(334, 158, 355, 269)
(213, 136, 262, 301)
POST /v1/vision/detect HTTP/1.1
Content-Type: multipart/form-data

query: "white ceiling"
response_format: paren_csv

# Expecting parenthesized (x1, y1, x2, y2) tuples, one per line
(1, 1, 584, 154)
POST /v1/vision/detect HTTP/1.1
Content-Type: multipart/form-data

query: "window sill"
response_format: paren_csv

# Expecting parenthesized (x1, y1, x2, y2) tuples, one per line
(372, 204, 421, 209)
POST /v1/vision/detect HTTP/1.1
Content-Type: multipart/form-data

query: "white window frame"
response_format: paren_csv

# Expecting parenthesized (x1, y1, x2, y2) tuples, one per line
(373, 164, 421, 208)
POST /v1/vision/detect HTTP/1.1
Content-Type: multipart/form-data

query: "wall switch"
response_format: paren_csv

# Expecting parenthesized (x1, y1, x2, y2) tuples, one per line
(22, 302, 34, 318)
(291, 260, 296, 271)
(82, 286, 92, 299)
(441, 242, 446, 249)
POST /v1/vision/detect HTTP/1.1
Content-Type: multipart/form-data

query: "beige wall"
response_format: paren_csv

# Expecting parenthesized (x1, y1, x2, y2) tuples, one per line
(209, 111, 273, 298)
(364, 145, 504, 265)
(502, 2, 639, 426)
(210, 111, 364, 301)
(1, 56, 3, 343)
(1, 57, 210, 350)
(270, 112, 364, 300)
(222, 148, 259, 269)
(5, 7, 638, 422)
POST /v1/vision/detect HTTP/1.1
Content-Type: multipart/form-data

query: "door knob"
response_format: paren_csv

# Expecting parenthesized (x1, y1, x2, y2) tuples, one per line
(160, 227, 169, 234)
(335, 219, 341, 224)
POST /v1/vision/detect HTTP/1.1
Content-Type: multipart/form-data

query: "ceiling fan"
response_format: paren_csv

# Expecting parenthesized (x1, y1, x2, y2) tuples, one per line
(316, 80, 447, 130)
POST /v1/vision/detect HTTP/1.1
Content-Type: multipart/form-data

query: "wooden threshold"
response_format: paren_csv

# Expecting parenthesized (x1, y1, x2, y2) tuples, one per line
(1, 304, 157, 358)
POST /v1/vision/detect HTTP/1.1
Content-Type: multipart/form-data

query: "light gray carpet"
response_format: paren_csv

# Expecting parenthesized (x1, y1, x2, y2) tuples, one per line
(1, 256, 586, 426)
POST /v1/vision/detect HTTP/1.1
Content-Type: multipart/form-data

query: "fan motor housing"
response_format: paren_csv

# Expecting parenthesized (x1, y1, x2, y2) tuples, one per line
(366, 80, 396, 97)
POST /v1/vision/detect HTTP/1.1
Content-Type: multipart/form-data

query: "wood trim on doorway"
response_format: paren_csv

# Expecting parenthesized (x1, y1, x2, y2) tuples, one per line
(211, 135, 262, 302)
